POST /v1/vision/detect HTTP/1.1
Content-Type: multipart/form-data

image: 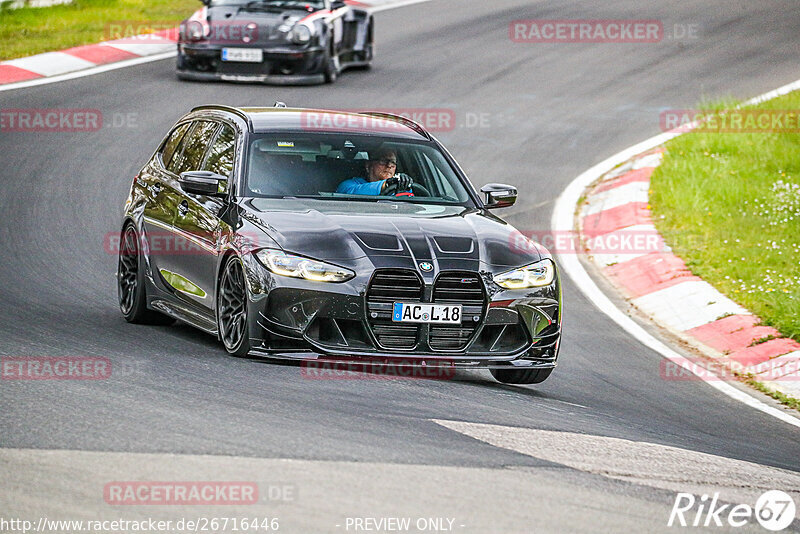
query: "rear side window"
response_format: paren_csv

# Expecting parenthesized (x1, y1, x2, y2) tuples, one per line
(160, 123, 190, 169)
(169, 121, 219, 175)
(203, 124, 236, 178)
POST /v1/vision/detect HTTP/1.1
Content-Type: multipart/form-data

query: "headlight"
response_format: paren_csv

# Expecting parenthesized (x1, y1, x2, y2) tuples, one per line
(185, 21, 205, 41)
(291, 23, 312, 44)
(493, 259, 555, 289)
(255, 250, 354, 283)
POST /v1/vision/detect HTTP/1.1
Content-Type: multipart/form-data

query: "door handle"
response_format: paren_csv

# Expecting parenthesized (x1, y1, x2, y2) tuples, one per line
(178, 200, 189, 217)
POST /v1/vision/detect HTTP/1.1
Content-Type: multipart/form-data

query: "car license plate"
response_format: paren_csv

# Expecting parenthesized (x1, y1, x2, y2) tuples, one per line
(221, 48, 263, 63)
(392, 303, 462, 324)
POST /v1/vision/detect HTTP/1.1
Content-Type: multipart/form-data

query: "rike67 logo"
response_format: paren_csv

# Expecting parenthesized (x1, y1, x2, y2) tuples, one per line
(669, 490, 796, 531)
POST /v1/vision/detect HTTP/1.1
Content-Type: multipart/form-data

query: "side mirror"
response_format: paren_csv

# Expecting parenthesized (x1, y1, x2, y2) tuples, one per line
(179, 170, 226, 196)
(331, 0, 346, 9)
(480, 183, 518, 209)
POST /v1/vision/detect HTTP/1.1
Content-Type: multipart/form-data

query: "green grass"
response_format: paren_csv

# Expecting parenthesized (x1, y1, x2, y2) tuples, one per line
(651, 91, 800, 341)
(0, 0, 199, 61)
(744, 378, 800, 411)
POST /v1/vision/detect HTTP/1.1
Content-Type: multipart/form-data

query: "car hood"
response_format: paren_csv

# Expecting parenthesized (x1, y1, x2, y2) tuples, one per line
(200, 5, 317, 45)
(240, 198, 542, 271)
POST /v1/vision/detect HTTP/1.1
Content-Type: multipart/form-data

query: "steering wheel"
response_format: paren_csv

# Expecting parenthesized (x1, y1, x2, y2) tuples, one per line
(410, 182, 431, 197)
(384, 178, 431, 197)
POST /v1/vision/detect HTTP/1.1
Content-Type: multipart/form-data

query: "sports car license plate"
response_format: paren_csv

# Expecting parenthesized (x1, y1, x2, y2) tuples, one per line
(392, 303, 462, 324)
(221, 48, 263, 63)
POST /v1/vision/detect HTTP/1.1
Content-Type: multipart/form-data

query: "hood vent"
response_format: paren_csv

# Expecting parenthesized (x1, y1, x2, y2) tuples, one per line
(433, 236, 474, 254)
(355, 232, 403, 252)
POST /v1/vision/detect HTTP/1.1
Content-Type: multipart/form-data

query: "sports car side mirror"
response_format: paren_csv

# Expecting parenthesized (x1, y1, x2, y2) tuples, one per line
(480, 183, 518, 209)
(179, 171, 226, 196)
(331, 0, 346, 8)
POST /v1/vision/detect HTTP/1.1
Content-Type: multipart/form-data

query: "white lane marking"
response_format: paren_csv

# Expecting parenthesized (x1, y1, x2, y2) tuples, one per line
(632, 280, 749, 331)
(433, 420, 800, 503)
(101, 41, 176, 56)
(551, 76, 800, 429)
(369, 0, 432, 12)
(3, 51, 95, 76)
(0, 0, 433, 92)
(582, 180, 649, 216)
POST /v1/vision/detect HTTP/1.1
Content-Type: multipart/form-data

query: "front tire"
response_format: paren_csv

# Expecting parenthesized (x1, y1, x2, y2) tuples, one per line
(323, 52, 338, 84)
(117, 224, 174, 325)
(490, 367, 553, 385)
(217, 256, 252, 357)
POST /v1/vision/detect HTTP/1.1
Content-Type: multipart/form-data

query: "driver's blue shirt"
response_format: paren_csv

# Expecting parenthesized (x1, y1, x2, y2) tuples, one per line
(337, 177, 385, 195)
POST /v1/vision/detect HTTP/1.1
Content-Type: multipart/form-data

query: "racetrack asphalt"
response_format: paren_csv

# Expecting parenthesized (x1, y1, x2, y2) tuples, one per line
(1, 0, 800, 531)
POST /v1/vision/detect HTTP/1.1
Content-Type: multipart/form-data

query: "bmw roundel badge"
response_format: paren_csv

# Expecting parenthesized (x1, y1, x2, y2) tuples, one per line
(419, 262, 433, 272)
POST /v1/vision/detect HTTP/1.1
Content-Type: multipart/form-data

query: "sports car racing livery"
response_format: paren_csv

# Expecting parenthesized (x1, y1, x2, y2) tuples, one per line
(177, 0, 373, 84)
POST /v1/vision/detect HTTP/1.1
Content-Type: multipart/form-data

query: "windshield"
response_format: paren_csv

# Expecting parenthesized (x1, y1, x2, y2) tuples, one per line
(244, 134, 476, 206)
(209, 0, 326, 8)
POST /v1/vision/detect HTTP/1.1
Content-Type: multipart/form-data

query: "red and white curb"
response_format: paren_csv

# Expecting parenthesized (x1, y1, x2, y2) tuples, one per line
(553, 78, 800, 428)
(579, 149, 800, 401)
(0, 0, 429, 89)
(0, 30, 178, 86)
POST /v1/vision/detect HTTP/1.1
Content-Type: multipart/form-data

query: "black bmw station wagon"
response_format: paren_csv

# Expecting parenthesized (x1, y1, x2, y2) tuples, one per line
(118, 104, 562, 384)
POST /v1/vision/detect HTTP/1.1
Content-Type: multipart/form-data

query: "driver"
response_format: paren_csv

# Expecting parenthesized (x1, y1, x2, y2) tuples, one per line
(336, 148, 413, 196)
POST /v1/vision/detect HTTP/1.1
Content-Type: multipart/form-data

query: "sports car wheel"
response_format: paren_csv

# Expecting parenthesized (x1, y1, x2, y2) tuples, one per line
(490, 367, 553, 385)
(218, 256, 251, 357)
(117, 224, 174, 325)
(324, 53, 338, 84)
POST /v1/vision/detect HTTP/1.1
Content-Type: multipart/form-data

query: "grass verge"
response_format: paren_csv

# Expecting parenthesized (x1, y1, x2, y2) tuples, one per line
(650, 91, 800, 342)
(0, 0, 198, 61)
(744, 378, 800, 411)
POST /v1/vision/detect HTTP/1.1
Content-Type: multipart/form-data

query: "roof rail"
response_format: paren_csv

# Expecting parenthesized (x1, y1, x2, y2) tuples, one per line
(190, 105, 253, 130)
(357, 111, 431, 140)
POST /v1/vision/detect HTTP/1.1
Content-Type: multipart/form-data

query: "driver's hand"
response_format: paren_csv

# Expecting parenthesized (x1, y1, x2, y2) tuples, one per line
(385, 173, 413, 192)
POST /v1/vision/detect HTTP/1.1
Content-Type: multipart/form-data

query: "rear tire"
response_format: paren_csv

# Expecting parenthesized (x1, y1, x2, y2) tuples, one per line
(490, 367, 553, 385)
(217, 256, 252, 357)
(117, 224, 175, 325)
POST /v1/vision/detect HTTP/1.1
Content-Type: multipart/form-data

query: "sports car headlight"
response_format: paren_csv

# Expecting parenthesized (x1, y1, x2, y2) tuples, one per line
(291, 23, 313, 44)
(255, 250, 354, 283)
(185, 21, 205, 41)
(493, 259, 555, 289)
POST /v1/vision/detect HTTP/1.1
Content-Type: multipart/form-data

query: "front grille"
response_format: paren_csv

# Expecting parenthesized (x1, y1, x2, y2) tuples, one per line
(430, 272, 486, 351)
(366, 270, 423, 349)
(432, 272, 485, 305)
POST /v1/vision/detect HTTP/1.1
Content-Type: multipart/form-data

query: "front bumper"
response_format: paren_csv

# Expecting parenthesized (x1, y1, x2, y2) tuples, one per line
(242, 258, 562, 367)
(177, 43, 326, 85)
